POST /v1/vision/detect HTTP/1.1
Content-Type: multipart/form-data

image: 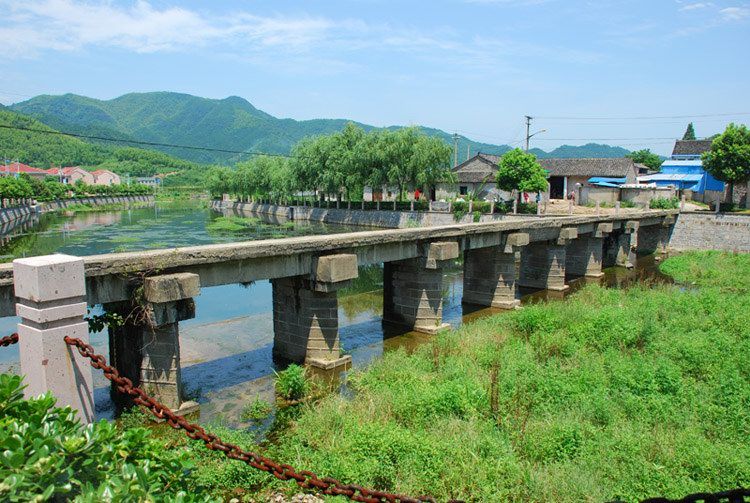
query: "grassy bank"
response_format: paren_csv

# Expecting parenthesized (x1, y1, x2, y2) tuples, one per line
(198, 251, 747, 502)
(2, 252, 748, 502)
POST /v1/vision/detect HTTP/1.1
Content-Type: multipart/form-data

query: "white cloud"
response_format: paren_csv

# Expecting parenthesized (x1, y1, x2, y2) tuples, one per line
(0, 0, 603, 77)
(679, 2, 715, 11)
(719, 6, 750, 20)
(0, 0, 339, 56)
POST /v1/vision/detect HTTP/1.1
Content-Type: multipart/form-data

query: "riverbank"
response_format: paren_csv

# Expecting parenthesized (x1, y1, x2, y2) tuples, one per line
(184, 251, 749, 502)
(212, 200, 533, 228)
(0, 195, 155, 226)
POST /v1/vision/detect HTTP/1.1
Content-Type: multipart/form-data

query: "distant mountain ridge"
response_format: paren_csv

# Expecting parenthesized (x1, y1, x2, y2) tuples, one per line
(9, 92, 630, 164)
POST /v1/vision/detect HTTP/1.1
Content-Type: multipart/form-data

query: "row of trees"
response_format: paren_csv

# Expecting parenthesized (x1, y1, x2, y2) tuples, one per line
(207, 125, 454, 201)
(0, 174, 153, 203)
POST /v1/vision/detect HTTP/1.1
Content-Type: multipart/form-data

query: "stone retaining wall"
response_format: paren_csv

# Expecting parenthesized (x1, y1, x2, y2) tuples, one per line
(213, 200, 527, 229)
(669, 212, 750, 252)
(0, 195, 154, 229)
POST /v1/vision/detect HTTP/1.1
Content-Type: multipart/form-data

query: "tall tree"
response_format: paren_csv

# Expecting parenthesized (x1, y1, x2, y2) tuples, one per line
(626, 149, 663, 171)
(683, 123, 697, 141)
(496, 148, 548, 202)
(702, 123, 750, 205)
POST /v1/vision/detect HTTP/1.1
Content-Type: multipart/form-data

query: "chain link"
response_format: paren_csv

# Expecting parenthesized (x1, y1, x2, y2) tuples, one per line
(0, 332, 18, 347)
(639, 488, 750, 503)
(1, 332, 741, 503)
(62, 335, 437, 503)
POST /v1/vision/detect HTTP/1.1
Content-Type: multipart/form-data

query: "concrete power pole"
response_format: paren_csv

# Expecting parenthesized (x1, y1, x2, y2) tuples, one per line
(453, 133, 459, 167)
(525, 115, 533, 152)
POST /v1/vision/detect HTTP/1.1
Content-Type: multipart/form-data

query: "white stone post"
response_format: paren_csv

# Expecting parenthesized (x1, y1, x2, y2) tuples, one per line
(14, 254, 94, 423)
(615, 201, 621, 215)
(595, 200, 601, 215)
(680, 195, 685, 212)
(512, 199, 518, 214)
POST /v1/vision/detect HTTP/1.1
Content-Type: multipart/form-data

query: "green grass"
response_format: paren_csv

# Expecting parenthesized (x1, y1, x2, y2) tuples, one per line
(205, 216, 261, 233)
(98, 251, 749, 502)
(199, 251, 748, 502)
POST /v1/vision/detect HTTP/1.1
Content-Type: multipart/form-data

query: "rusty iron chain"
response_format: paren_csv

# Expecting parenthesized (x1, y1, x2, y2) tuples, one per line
(62, 335, 437, 503)
(639, 488, 750, 503)
(2, 332, 741, 503)
(0, 332, 18, 347)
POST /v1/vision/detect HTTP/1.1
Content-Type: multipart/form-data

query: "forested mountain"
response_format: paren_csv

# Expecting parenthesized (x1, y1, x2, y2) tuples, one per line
(0, 109, 203, 183)
(10, 92, 631, 164)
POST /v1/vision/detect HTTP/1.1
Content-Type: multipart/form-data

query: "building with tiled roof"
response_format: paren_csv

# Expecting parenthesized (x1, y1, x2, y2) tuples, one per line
(0, 162, 49, 179)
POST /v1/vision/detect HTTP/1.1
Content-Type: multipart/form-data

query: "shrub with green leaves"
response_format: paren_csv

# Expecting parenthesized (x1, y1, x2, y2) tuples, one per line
(649, 197, 679, 209)
(0, 374, 210, 502)
(274, 364, 309, 401)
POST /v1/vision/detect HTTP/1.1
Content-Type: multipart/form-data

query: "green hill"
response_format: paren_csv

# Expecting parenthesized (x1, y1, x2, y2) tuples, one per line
(0, 108, 202, 182)
(10, 92, 632, 164)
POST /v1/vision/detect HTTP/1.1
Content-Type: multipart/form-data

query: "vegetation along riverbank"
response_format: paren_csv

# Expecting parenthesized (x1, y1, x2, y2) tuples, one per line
(1, 251, 748, 502)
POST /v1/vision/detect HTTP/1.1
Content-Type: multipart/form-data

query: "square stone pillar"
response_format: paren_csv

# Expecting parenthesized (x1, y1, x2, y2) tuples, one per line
(566, 235, 605, 278)
(272, 254, 357, 370)
(383, 241, 459, 333)
(107, 272, 199, 413)
(518, 230, 577, 292)
(614, 221, 639, 268)
(463, 232, 528, 309)
(14, 254, 94, 423)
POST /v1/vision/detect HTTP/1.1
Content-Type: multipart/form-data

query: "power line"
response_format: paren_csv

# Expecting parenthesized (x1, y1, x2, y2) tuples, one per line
(535, 112, 750, 120)
(534, 137, 678, 141)
(0, 124, 291, 158)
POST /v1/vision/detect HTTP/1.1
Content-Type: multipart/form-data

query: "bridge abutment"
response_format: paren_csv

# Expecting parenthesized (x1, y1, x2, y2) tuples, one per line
(463, 232, 529, 309)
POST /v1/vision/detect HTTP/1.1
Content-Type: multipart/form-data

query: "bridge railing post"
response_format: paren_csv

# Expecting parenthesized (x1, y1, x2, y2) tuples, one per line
(13, 254, 94, 423)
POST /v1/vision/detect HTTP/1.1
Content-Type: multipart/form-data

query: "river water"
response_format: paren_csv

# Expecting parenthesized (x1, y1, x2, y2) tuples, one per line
(0, 203, 668, 427)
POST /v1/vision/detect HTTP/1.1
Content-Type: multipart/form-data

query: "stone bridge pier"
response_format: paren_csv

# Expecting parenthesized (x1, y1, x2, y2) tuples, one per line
(383, 241, 459, 333)
(271, 254, 357, 370)
(463, 232, 529, 309)
(106, 272, 200, 414)
(518, 228, 578, 291)
(565, 222, 612, 278)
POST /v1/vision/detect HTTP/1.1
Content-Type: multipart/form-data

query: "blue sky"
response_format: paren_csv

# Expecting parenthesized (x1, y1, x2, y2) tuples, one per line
(1, 0, 748, 155)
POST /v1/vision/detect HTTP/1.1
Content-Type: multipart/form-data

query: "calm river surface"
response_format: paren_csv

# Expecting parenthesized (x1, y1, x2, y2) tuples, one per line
(0, 203, 668, 427)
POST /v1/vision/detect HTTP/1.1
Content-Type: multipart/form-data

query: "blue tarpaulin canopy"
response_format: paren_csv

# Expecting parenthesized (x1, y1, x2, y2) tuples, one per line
(587, 177, 626, 187)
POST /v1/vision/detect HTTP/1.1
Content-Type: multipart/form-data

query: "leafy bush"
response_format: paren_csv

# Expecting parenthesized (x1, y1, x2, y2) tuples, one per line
(274, 364, 309, 401)
(0, 374, 207, 502)
(649, 197, 679, 209)
(240, 397, 273, 422)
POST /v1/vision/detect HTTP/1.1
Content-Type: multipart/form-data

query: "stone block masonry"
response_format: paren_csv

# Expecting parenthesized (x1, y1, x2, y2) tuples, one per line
(383, 258, 450, 334)
(462, 233, 529, 309)
(668, 213, 750, 252)
(566, 235, 605, 278)
(106, 272, 200, 413)
(271, 276, 350, 369)
(518, 242, 568, 291)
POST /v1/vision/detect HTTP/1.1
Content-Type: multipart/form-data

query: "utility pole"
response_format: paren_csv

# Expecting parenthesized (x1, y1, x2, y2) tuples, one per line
(452, 133, 459, 167)
(466, 144, 470, 161)
(525, 115, 533, 152)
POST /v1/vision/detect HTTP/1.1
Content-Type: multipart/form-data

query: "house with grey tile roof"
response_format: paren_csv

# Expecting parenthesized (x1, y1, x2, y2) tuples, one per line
(671, 140, 713, 159)
(439, 153, 638, 200)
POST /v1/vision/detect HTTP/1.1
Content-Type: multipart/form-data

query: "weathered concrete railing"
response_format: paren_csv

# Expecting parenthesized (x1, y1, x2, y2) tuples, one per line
(5, 211, 677, 421)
